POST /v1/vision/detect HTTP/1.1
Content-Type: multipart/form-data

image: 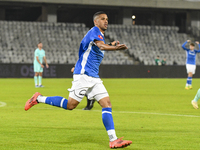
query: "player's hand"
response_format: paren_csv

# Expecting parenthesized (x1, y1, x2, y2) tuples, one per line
(115, 44, 128, 50)
(187, 40, 191, 42)
(111, 41, 119, 46)
(71, 67, 75, 73)
(46, 64, 49, 68)
(41, 64, 44, 68)
(195, 41, 199, 44)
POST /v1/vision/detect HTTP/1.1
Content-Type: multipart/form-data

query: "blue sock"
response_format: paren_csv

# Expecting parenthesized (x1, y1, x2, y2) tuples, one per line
(45, 96, 68, 109)
(188, 77, 192, 85)
(187, 77, 192, 85)
(102, 108, 117, 141)
(102, 108, 115, 130)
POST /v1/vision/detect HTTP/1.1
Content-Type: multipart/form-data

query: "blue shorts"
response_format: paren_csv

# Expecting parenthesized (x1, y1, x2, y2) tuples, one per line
(34, 62, 43, 72)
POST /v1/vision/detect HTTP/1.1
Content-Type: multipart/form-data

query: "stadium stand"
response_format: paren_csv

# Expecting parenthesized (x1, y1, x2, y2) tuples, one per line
(0, 21, 134, 65)
(0, 21, 195, 65)
(0, 21, 87, 64)
(106, 24, 193, 65)
(190, 26, 200, 41)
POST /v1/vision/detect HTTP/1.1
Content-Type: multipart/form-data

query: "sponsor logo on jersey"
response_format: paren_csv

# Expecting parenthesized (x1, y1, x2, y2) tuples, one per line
(189, 51, 195, 55)
(98, 35, 103, 39)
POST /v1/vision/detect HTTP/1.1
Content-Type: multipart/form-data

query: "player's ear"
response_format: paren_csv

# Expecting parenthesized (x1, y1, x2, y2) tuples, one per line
(94, 20, 97, 26)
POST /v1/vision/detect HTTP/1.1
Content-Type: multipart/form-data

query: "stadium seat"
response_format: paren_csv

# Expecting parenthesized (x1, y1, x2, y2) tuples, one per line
(0, 21, 193, 65)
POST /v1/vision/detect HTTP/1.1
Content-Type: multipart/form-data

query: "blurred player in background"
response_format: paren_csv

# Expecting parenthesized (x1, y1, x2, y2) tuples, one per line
(34, 42, 49, 88)
(191, 89, 200, 109)
(161, 58, 167, 66)
(182, 40, 200, 90)
(155, 55, 161, 65)
(25, 11, 132, 148)
(71, 66, 95, 110)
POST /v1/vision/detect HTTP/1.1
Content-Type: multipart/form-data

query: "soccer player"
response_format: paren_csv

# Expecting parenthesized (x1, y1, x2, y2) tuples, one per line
(191, 89, 200, 109)
(34, 42, 49, 88)
(161, 58, 167, 66)
(155, 56, 161, 65)
(25, 11, 132, 148)
(182, 40, 200, 90)
(71, 66, 95, 110)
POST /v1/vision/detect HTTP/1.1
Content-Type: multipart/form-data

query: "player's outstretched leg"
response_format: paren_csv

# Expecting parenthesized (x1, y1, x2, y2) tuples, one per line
(102, 107, 132, 148)
(25, 92, 68, 111)
(25, 92, 40, 111)
(191, 88, 200, 109)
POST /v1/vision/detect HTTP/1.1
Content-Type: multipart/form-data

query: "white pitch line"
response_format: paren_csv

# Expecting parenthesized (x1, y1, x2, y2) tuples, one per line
(7, 106, 200, 118)
(113, 111, 200, 118)
(0, 101, 7, 107)
(76, 109, 200, 118)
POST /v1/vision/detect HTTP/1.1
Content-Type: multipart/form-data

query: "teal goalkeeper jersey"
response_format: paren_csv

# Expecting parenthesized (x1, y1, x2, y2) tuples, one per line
(34, 48, 45, 64)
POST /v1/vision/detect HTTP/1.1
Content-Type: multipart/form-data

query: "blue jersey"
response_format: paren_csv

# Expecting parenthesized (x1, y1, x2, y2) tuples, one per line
(73, 26, 105, 78)
(182, 41, 200, 65)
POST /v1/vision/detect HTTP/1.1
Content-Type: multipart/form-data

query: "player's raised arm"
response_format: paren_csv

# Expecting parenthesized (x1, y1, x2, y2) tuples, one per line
(195, 41, 200, 53)
(95, 40, 128, 51)
(182, 40, 190, 51)
(92, 11, 128, 51)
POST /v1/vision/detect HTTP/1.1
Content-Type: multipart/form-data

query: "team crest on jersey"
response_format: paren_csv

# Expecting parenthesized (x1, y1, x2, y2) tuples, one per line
(98, 35, 103, 39)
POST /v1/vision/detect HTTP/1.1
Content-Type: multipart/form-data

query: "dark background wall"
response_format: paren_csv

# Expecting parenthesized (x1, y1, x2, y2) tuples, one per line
(0, 0, 199, 33)
(0, 64, 197, 78)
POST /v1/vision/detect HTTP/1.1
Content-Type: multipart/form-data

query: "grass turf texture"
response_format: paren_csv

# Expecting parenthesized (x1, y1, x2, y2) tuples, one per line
(0, 78, 200, 150)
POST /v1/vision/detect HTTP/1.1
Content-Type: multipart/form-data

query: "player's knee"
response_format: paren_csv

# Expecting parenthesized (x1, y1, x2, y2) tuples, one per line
(105, 101, 112, 108)
(188, 72, 193, 77)
(67, 97, 79, 110)
(67, 104, 77, 110)
(98, 97, 112, 108)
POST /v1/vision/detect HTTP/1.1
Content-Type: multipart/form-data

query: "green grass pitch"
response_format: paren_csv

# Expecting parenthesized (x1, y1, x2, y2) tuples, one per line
(0, 78, 200, 150)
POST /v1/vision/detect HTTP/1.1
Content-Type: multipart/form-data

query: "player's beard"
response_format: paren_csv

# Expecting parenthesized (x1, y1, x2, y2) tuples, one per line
(102, 26, 107, 31)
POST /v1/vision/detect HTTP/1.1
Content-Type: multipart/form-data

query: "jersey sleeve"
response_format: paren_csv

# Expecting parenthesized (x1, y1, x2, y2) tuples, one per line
(35, 49, 39, 57)
(195, 44, 200, 53)
(182, 41, 189, 51)
(90, 28, 104, 42)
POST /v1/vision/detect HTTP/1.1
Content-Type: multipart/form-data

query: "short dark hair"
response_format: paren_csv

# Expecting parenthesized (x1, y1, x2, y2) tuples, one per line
(93, 11, 107, 21)
(190, 42, 195, 47)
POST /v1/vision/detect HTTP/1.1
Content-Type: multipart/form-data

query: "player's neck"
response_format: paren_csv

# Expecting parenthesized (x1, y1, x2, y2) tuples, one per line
(95, 26, 105, 34)
(38, 48, 42, 50)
